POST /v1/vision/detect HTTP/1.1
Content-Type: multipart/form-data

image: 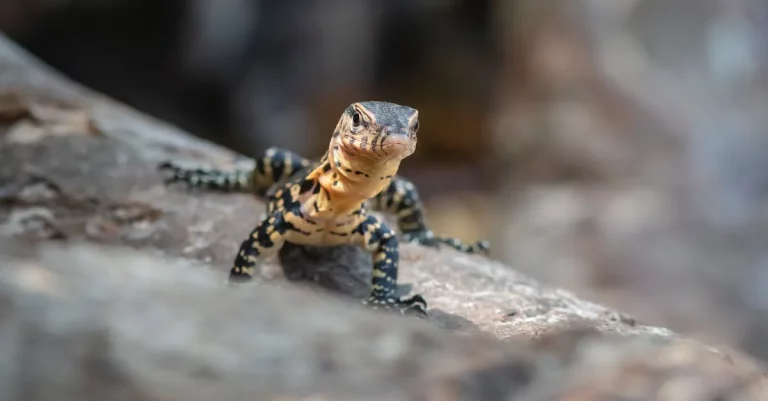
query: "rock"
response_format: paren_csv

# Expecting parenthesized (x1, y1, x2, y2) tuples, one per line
(0, 241, 766, 401)
(0, 31, 766, 400)
(0, 241, 524, 401)
(487, 0, 768, 362)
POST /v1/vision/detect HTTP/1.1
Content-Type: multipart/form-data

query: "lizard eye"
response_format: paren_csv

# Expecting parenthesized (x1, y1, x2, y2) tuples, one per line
(352, 112, 361, 128)
(412, 121, 419, 133)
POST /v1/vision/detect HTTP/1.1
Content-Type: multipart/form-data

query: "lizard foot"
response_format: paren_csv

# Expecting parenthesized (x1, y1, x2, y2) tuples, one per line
(364, 294, 428, 318)
(157, 161, 187, 185)
(227, 268, 256, 288)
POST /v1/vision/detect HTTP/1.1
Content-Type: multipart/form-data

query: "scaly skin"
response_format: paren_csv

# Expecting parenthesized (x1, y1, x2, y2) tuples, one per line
(158, 101, 489, 317)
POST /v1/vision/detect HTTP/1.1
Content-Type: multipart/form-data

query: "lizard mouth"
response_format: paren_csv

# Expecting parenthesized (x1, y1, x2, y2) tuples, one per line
(338, 134, 415, 160)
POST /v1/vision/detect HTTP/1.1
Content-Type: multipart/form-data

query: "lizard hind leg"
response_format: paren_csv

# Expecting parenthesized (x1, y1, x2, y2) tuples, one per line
(372, 175, 491, 255)
(158, 147, 312, 196)
(158, 161, 253, 193)
(250, 147, 313, 197)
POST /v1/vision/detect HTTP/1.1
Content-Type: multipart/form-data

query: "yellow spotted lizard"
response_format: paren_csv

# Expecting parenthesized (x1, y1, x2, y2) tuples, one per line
(158, 101, 489, 317)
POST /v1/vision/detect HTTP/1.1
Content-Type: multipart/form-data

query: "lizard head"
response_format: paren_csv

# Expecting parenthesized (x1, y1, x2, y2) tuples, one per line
(315, 101, 419, 203)
(332, 101, 419, 162)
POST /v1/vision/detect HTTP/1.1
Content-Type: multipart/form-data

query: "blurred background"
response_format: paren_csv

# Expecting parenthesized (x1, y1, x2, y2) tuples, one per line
(3, 0, 768, 361)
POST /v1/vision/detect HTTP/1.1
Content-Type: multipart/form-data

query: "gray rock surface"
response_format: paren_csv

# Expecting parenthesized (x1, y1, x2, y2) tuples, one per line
(0, 241, 766, 401)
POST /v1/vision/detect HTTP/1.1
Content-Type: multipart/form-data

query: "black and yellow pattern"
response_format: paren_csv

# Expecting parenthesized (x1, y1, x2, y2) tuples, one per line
(371, 176, 490, 253)
(160, 147, 311, 197)
(159, 101, 489, 318)
(158, 160, 253, 193)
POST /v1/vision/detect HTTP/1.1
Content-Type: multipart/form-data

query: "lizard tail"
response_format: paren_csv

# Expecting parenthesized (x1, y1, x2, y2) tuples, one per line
(436, 236, 491, 254)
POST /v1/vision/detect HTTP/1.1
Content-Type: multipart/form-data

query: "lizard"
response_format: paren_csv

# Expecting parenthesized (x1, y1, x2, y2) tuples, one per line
(158, 101, 489, 317)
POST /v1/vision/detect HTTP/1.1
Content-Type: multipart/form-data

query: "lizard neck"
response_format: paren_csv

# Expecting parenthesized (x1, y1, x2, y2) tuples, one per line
(306, 142, 401, 216)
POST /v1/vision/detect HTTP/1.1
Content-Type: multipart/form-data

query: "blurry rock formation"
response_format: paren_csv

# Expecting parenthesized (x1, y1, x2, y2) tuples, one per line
(490, 0, 768, 360)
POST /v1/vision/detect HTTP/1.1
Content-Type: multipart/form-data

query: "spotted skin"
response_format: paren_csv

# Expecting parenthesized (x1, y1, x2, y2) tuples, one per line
(229, 211, 290, 281)
(159, 147, 311, 197)
(159, 101, 490, 317)
(370, 176, 490, 253)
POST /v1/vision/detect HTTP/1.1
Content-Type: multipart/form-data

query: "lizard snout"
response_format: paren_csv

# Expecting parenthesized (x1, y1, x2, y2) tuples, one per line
(380, 131, 415, 157)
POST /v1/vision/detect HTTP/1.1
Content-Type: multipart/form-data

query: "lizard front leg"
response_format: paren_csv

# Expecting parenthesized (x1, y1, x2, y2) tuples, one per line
(159, 147, 311, 197)
(229, 211, 290, 283)
(354, 215, 427, 317)
(371, 176, 490, 254)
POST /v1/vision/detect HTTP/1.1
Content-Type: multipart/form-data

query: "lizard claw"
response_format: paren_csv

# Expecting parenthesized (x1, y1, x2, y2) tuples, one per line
(364, 294, 428, 318)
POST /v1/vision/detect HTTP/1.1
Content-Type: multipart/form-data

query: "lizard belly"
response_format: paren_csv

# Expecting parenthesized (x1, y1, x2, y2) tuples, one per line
(284, 208, 362, 247)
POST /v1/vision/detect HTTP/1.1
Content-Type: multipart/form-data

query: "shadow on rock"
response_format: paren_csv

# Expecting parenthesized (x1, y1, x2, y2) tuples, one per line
(278, 241, 480, 332)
